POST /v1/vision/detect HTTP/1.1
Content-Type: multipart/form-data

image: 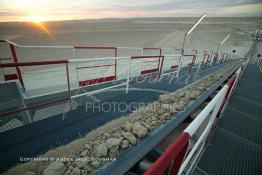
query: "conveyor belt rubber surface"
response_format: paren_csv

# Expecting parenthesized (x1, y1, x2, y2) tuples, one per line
(194, 64, 262, 175)
(0, 63, 232, 172)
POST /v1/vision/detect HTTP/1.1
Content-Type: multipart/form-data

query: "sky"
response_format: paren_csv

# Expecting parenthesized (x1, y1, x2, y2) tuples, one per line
(0, 0, 262, 22)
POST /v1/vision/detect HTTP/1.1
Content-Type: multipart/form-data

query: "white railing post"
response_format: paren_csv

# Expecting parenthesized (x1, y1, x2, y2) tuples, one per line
(177, 54, 183, 77)
(196, 51, 204, 74)
(209, 52, 214, 67)
(126, 58, 132, 94)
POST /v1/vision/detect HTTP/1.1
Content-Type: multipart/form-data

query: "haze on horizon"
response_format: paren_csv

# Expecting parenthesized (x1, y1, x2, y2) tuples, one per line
(0, 0, 262, 22)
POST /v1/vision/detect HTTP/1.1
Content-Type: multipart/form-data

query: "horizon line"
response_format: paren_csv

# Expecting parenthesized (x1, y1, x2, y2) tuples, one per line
(1, 16, 262, 23)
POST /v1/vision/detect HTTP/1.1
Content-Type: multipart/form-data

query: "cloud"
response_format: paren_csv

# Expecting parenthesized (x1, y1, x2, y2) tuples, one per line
(0, 0, 261, 21)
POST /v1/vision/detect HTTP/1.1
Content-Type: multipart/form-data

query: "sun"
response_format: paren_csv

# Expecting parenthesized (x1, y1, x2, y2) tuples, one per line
(26, 16, 47, 23)
(24, 16, 52, 36)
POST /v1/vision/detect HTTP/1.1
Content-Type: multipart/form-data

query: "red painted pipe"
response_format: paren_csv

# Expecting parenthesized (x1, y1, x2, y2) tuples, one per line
(131, 55, 164, 59)
(142, 60, 159, 63)
(0, 58, 12, 61)
(143, 47, 161, 50)
(10, 44, 24, 89)
(77, 64, 115, 70)
(0, 60, 68, 68)
(157, 49, 162, 69)
(74, 46, 116, 49)
(0, 97, 70, 117)
(114, 48, 117, 78)
(144, 132, 190, 175)
(182, 54, 195, 57)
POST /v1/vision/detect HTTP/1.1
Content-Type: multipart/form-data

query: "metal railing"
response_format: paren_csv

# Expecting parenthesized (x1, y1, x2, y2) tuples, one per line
(0, 40, 240, 119)
(144, 60, 248, 175)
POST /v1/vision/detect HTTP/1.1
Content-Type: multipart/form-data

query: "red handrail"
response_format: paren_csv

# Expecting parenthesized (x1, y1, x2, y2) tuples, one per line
(73, 46, 117, 82)
(74, 46, 116, 49)
(131, 55, 164, 59)
(0, 60, 68, 68)
(144, 133, 190, 175)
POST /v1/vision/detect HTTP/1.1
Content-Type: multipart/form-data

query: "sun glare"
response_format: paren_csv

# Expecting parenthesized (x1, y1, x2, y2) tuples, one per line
(25, 16, 52, 36)
(26, 16, 47, 23)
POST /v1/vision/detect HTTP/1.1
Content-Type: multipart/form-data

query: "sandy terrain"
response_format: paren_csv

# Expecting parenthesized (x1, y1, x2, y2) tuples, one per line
(0, 17, 258, 174)
(0, 17, 260, 96)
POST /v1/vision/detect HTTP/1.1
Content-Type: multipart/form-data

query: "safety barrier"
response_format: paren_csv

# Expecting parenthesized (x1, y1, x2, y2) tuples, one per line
(0, 40, 238, 88)
(144, 60, 247, 175)
(0, 60, 70, 117)
(0, 40, 240, 118)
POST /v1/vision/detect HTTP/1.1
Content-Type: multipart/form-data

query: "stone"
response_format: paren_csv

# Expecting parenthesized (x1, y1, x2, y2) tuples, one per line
(80, 150, 88, 157)
(81, 170, 87, 175)
(144, 124, 152, 130)
(103, 132, 111, 138)
(162, 104, 170, 110)
(159, 94, 174, 104)
(106, 138, 122, 158)
(121, 132, 137, 145)
(95, 143, 108, 157)
(37, 166, 47, 174)
(70, 167, 80, 175)
(69, 165, 74, 170)
(106, 138, 122, 149)
(121, 140, 129, 149)
(91, 160, 101, 168)
(108, 145, 119, 158)
(22, 171, 36, 175)
(83, 164, 94, 173)
(64, 170, 71, 175)
(132, 122, 148, 138)
(124, 122, 132, 132)
(112, 132, 121, 138)
(76, 160, 86, 169)
(42, 161, 66, 175)
(84, 144, 92, 150)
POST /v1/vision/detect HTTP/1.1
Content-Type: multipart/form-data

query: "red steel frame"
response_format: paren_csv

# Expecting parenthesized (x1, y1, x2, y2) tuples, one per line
(131, 55, 164, 76)
(0, 55, 166, 116)
(74, 46, 118, 87)
(182, 54, 196, 73)
(0, 57, 15, 81)
(144, 133, 190, 175)
(0, 44, 26, 88)
(143, 48, 162, 71)
(143, 47, 162, 74)
(0, 60, 70, 117)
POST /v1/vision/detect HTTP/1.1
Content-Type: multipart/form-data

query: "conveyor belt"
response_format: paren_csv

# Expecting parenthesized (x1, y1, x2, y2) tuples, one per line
(194, 64, 262, 175)
(0, 62, 232, 172)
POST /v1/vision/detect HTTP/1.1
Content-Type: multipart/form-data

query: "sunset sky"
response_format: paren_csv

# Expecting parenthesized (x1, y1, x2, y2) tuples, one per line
(0, 0, 262, 22)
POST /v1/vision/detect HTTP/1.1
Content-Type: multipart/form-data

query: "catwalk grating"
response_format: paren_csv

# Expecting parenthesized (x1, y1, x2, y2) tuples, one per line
(218, 108, 262, 145)
(227, 96, 262, 119)
(196, 128, 262, 175)
(194, 64, 262, 175)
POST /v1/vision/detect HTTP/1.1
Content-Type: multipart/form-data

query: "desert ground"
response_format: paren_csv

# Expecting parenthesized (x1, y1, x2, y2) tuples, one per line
(0, 17, 260, 96)
(0, 17, 261, 175)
